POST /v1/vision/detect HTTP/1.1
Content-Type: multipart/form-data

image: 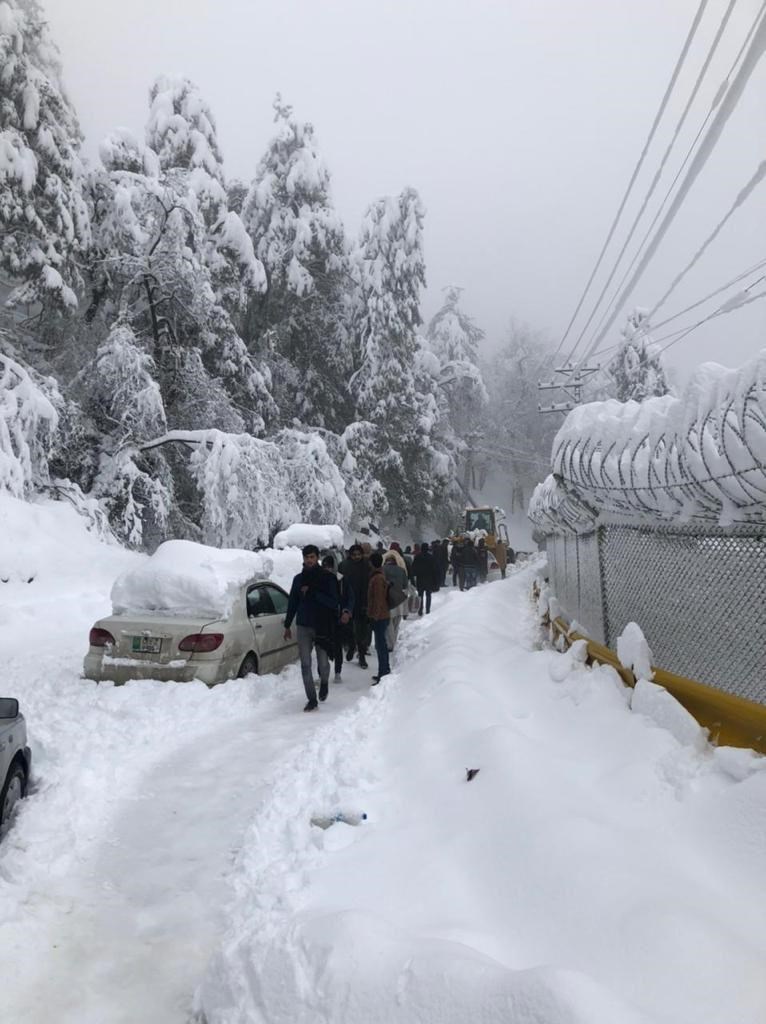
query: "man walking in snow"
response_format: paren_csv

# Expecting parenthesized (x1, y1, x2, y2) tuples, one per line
(339, 543, 372, 669)
(411, 541, 438, 615)
(284, 544, 340, 711)
(367, 551, 391, 683)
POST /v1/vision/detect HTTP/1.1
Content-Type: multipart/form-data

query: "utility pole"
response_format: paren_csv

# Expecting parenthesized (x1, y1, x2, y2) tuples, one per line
(537, 363, 600, 415)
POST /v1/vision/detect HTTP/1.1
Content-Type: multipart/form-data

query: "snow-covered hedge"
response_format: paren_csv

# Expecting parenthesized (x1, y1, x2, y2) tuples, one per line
(530, 350, 766, 531)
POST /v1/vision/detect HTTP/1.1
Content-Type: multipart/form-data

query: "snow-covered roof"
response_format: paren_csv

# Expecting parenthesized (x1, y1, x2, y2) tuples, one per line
(110, 539, 272, 619)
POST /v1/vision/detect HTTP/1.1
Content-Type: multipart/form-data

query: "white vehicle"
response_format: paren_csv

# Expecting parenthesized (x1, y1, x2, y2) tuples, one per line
(83, 540, 299, 685)
(84, 579, 297, 685)
(1, 698, 31, 828)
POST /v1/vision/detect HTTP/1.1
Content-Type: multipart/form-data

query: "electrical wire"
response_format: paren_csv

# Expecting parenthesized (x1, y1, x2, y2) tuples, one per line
(577, 3, 766, 367)
(561, 0, 737, 368)
(656, 281, 766, 352)
(549, 0, 710, 360)
(583, 260, 766, 363)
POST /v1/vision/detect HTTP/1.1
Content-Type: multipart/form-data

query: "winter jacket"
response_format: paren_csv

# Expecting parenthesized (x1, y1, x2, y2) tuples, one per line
(339, 557, 371, 619)
(462, 543, 479, 569)
(367, 568, 390, 622)
(384, 562, 409, 617)
(284, 565, 340, 631)
(411, 551, 438, 591)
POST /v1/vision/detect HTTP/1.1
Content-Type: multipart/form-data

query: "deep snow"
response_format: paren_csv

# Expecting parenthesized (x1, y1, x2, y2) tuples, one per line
(1, 493, 764, 1024)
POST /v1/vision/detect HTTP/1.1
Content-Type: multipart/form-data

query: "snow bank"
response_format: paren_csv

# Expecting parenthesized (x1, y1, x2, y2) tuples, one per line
(273, 522, 344, 551)
(198, 563, 766, 1024)
(110, 539, 301, 618)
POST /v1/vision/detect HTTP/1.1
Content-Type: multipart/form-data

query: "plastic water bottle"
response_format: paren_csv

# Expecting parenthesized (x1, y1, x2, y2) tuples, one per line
(310, 811, 367, 829)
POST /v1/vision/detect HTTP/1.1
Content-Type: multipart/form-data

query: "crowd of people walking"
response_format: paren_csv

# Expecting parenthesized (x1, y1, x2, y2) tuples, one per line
(283, 535, 515, 711)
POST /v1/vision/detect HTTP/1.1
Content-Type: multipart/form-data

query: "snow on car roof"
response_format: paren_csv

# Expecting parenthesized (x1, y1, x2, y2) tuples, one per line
(273, 524, 344, 550)
(110, 539, 274, 619)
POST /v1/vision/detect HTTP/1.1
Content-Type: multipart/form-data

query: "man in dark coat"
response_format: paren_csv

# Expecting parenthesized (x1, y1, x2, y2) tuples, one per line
(339, 543, 372, 669)
(322, 555, 354, 683)
(411, 540, 438, 616)
(462, 539, 479, 590)
(450, 538, 465, 589)
(284, 545, 341, 711)
(477, 537, 489, 583)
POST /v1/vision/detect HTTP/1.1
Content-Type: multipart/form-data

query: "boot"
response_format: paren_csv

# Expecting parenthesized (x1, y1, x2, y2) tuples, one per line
(318, 682, 329, 702)
(304, 699, 318, 712)
(358, 654, 368, 669)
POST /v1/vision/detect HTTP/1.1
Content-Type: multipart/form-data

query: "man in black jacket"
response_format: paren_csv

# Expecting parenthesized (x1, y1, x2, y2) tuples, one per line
(284, 545, 340, 710)
(339, 544, 372, 669)
(411, 541, 437, 615)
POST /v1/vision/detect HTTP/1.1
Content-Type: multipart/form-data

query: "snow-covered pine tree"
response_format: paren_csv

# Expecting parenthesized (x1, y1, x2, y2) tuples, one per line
(87, 112, 275, 436)
(351, 188, 442, 523)
(425, 286, 488, 501)
(146, 74, 265, 325)
(242, 96, 353, 431)
(479, 321, 558, 513)
(0, 0, 90, 310)
(609, 308, 672, 402)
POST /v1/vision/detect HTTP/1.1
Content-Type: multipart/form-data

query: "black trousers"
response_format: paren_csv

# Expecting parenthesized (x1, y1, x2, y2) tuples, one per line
(418, 587, 432, 614)
(347, 616, 371, 656)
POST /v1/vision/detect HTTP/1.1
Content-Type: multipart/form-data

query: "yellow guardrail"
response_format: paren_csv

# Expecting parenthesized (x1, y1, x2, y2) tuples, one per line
(548, 615, 766, 755)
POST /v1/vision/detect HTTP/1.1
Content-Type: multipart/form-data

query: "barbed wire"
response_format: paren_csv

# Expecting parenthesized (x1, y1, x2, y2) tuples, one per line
(529, 353, 766, 530)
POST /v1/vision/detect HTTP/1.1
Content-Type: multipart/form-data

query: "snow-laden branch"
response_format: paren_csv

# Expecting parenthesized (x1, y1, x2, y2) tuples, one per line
(0, 353, 58, 498)
(530, 349, 766, 530)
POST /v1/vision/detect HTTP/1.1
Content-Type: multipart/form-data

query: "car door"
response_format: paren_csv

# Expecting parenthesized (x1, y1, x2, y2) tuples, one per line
(246, 585, 281, 674)
(262, 584, 297, 669)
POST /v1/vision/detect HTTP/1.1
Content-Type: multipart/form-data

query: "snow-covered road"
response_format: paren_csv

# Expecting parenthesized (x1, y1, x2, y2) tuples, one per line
(4, 673, 373, 1024)
(2, 493, 765, 1024)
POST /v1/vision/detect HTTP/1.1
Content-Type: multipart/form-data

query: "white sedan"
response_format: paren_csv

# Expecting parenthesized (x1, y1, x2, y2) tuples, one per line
(83, 579, 298, 686)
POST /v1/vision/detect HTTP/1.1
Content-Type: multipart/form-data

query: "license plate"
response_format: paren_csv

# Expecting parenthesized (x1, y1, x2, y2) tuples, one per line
(131, 636, 162, 654)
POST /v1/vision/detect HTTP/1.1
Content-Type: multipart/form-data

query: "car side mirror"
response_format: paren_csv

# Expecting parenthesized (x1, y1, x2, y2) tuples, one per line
(0, 698, 19, 719)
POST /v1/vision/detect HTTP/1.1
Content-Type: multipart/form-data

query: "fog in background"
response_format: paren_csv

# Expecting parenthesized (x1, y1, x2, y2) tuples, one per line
(46, 0, 765, 382)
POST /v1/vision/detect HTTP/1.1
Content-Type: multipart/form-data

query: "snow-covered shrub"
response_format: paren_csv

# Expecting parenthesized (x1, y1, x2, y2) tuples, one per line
(0, 352, 59, 497)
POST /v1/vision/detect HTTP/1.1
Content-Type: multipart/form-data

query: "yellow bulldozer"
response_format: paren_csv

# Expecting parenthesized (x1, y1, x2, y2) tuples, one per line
(450, 506, 511, 585)
(461, 506, 509, 550)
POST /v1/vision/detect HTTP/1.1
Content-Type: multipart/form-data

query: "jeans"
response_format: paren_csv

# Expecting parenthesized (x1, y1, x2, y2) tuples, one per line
(372, 619, 391, 677)
(297, 625, 330, 702)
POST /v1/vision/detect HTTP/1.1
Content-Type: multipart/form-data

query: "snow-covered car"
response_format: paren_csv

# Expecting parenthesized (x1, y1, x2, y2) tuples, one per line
(83, 540, 299, 685)
(0, 698, 31, 829)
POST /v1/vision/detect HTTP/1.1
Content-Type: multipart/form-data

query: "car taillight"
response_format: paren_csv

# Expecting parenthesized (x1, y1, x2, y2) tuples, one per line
(178, 633, 224, 653)
(89, 627, 115, 647)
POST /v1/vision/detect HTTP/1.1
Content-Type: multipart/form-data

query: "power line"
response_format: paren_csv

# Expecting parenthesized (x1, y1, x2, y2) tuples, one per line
(580, 0, 752, 363)
(577, 3, 766, 367)
(562, 0, 735, 368)
(550, 0, 710, 360)
(583, 259, 766, 363)
(656, 281, 766, 353)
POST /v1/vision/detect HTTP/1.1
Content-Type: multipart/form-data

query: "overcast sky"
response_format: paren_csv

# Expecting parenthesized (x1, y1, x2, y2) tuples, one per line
(45, 0, 765, 381)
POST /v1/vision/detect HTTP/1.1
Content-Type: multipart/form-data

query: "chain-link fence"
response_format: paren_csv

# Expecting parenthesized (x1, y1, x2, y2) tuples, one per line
(543, 525, 766, 705)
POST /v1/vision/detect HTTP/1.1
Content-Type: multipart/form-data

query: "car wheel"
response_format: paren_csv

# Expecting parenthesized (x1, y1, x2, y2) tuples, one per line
(1, 763, 27, 827)
(237, 653, 259, 678)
